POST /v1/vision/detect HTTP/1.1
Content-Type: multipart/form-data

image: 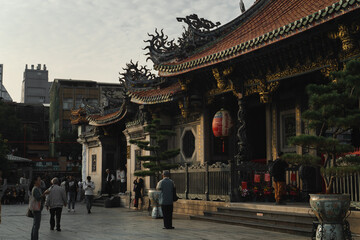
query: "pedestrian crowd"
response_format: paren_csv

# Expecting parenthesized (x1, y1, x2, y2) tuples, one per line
(1, 168, 178, 240)
(1, 185, 26, 205)
(27, 174, 95, 240)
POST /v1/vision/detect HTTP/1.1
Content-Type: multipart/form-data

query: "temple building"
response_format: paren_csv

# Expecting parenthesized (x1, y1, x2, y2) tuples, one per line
(72, 0, 360, 205)
(124, 0, 360, 200)
(71, 82, 127, 195)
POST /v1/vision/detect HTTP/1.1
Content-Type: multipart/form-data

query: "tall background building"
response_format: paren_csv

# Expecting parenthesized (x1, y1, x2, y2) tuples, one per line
(0, 64, 13, 102)
(21, 64, 51, 104)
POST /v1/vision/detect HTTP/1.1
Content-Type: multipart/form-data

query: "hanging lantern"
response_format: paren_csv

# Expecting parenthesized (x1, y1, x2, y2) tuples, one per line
(212, 109, 233, 152)
(212, 108, 233, 138)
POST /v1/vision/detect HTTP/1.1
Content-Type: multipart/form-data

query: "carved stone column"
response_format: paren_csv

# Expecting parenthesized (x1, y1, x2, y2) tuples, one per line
(295, 100, 302, 155)
(271, 103, 278, 160)
(232, 94, 247, 202)
(265, 103, 272, 161)
(234, 96, 247, 165)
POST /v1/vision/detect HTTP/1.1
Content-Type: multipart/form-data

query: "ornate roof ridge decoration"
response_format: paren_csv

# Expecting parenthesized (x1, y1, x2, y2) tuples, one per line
(154, 0, 360, 76)
(144, 0, 270, 66)
(71, 107, 88, 125)
(127, 81, 182, 105)
(144, 14, 222, 65)
(87, 101, 127, 127)
(119, 60, 164, 90)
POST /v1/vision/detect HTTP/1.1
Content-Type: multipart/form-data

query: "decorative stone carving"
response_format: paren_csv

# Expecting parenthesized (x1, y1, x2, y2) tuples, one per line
(145, 14, 221, 64)
(119, 60, 164, 90)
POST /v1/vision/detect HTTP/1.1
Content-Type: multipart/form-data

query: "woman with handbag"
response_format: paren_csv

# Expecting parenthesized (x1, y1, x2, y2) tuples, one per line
(30, 176, 46, 240)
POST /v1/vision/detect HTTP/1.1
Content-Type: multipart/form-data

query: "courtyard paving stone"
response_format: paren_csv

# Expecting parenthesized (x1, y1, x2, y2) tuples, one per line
(0, 203, 308, 240)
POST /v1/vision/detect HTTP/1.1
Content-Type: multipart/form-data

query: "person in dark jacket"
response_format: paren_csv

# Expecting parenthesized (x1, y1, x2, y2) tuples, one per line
(133, 177, 144, 209)
(156, 170, 175, 229)
(105, 169, 115, 197)
(30, 176, 46, 240)
(272, 152, 289, 205)
(65, 176, 78, 212)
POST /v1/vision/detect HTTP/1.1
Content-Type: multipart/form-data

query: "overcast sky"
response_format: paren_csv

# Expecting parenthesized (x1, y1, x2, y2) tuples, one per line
(0, 0, 255, 102)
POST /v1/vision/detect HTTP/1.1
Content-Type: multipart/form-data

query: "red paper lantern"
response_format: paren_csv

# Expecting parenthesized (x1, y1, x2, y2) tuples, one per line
(212, 109, 233, 138)
(291, 173, 297, 182)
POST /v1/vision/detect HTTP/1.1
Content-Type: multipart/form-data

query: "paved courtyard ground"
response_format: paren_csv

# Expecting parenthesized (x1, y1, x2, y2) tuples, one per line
(0, 203, 308, 240)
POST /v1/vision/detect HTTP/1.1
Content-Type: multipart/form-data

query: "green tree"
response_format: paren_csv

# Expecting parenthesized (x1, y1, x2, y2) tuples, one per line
(130, 119, 180, 182)
(283, 60, 360, 193)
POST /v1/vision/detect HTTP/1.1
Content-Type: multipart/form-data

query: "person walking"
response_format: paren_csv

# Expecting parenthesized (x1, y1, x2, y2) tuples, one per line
(60, 177, 67, 191)
(65, 176, 78, 212)
(119, 167, 126, 194)
(156, 170, 175, 229)
(83, 176, 95, 214)
(105, 169, 115, 197)
(133, 177, 144, 209)
(77, 179, 84, 201)
(30, 176, 46, 240)
(45, 178, 67, 231)
(272, 152, 289, 205)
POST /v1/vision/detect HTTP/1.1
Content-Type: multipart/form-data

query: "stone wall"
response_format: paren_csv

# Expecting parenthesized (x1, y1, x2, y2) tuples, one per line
(173, 199, 229, 216)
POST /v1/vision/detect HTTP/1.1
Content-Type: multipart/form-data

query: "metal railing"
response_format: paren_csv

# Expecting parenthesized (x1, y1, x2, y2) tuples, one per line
(333, 173, 360, 202)
(171, 161, 360, 203)
(170, 162, 231, 202)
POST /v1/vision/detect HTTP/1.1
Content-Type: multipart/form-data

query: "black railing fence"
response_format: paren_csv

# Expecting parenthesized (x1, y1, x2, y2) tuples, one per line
(171, 161, 360, 203)
(333, 173, 360, 202)
(170, 162, 230, 201)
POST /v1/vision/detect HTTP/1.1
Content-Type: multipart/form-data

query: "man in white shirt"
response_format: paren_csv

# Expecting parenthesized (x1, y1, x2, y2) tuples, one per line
(83, 176, 95, 214)
(105, 169, 115, 197)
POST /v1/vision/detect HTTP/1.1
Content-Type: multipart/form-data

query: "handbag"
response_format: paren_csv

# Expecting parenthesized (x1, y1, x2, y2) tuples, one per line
(29, 187, 41, 211)
(26, 208, 34, 218)
(173, 187, 179, 202)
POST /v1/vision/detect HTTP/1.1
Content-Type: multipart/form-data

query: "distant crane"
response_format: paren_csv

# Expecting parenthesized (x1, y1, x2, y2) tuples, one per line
(240, 0, 246, 13)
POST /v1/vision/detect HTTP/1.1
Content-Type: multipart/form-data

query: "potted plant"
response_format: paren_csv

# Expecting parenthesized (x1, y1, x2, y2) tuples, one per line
(283, 60, 360, 239)
(286, 184, 299, 202)
(262, 185, 273, 202)
(239, 186, 250, 202)
(251, 185, 261, 202)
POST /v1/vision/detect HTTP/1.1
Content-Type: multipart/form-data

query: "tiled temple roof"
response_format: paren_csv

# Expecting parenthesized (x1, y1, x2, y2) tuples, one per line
(154, 0, 360, 76)
(87, 102, 127, 126)
(127, 82, 182, 104)
(71, 102, 127, 127)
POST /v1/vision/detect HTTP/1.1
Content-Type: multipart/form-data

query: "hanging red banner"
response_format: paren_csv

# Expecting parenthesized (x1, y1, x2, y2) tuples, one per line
(291, 173, 297, 182)
(264, 173, 271, 182)
(241, 181, 247, 190)
(254, 174, 261, 183)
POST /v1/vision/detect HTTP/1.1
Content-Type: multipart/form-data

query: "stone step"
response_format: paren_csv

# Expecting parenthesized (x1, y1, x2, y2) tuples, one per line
(229, 202, 313, 215)
(203, 211, 313, 229)
(92, 202, 105, 207)
(92, 197, 106, 207)
(217, 206, 315, 222)
(190, 215, 313, 237)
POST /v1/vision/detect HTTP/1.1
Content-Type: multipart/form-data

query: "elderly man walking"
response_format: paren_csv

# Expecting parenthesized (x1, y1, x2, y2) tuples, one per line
(45, 178, 67, 231)
(156, 170, 175, 229)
